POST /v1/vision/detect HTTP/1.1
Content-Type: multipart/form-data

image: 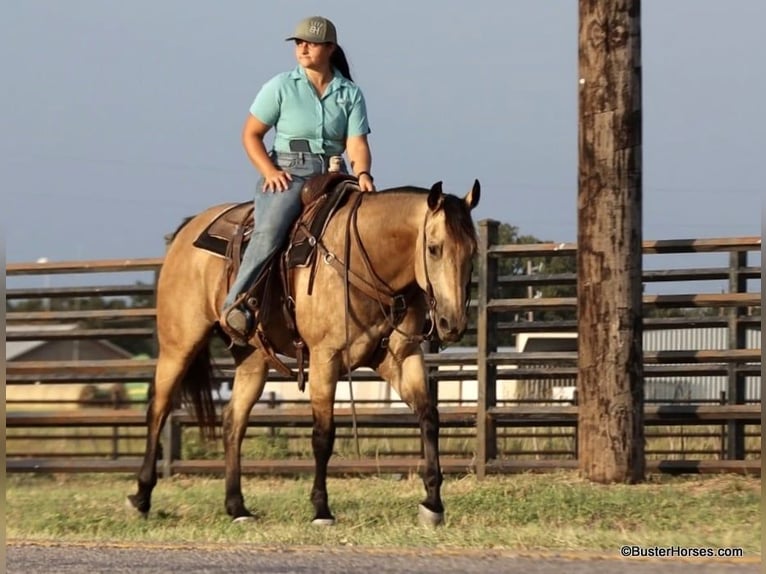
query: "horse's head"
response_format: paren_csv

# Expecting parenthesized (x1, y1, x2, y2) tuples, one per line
(416, 179, 480, 343)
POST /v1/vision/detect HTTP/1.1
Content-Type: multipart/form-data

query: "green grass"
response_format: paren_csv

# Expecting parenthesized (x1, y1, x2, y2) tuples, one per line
(5, 472, 760, 554)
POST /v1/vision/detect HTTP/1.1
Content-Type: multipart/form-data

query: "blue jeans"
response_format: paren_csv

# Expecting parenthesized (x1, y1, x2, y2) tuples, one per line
(223, 151, 344, 310)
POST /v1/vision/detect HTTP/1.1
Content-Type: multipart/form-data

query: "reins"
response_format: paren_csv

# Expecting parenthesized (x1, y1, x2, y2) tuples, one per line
(349, 195, 438, 345)
(343, 193, 365, 459)
(325, 191, 440, 458)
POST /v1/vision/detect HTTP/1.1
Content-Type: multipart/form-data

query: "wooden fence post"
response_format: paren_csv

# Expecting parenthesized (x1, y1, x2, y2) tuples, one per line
(577, 0, 645, 483)
(726, 249, 747, 459)
(476, 219, 499, 479)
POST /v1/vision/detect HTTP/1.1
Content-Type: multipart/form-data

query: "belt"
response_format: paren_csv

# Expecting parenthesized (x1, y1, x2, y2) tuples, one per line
(272, 150, 345, 172)
(273, 150, 326, 160)
(281, 139, 343, 158)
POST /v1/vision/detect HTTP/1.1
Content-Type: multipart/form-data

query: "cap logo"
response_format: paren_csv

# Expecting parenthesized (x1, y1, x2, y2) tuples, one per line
(308, 20, 324, 36)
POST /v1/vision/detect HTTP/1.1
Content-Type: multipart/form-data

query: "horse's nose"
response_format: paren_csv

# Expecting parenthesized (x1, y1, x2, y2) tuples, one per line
(438, 316, 461, 341)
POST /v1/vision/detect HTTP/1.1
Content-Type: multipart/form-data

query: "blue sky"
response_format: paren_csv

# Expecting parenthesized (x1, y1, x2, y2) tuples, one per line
(3, 1, 763, 277)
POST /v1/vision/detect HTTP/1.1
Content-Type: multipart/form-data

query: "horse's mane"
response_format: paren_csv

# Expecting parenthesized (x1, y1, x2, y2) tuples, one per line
(377, 187, 478, 250)
(169, 216, 194, 243)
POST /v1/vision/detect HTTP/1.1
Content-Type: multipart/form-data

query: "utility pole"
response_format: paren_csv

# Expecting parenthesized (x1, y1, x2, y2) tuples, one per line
(577, 0, 645, 483)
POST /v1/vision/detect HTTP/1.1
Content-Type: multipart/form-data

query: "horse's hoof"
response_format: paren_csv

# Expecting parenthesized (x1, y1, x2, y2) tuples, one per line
(125, 496, 148, 519)
(418, 503, 444, 527)
(232, 515, 256, 524)
(311, 517, 336, 526)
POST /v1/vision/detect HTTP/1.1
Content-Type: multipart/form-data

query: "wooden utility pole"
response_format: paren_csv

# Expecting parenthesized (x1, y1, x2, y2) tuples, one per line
(577, 0, 645, 483)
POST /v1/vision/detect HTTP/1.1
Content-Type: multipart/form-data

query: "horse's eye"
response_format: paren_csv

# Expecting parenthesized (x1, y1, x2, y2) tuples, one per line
(428, 244, 441, 258)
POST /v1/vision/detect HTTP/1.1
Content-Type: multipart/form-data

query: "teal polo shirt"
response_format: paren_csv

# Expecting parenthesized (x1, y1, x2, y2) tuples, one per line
(250, 66, 371, 156)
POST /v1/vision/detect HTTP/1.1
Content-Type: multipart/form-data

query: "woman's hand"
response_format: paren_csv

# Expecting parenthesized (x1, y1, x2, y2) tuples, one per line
(358, 173, 375, 192)
(241, 115, 292, 192)
(261, 169, 293, 192)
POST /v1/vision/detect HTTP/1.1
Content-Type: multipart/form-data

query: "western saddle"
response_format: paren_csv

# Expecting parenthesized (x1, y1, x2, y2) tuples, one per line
(192, 173, 359, 389)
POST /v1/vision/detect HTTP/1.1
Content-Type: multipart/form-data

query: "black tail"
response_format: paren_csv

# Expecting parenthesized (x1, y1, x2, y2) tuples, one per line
(183, 345, 218, 441)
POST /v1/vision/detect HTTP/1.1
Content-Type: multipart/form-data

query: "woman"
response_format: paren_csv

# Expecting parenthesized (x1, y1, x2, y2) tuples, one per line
(221, 16, 376, 346)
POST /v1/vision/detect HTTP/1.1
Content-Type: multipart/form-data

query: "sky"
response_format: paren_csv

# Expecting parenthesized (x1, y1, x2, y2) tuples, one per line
(3, 1, 764, 286)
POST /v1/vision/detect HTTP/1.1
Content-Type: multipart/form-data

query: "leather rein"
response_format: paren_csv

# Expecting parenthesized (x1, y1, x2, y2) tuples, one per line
(317, 191, 438, 459)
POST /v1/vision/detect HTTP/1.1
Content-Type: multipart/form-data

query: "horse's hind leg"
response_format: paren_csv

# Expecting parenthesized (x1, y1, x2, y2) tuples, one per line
(222, 349, 268, 521)
(307, 348, 340, 525)
(374, 345, 444, 526)
(127, 340, 205, 516)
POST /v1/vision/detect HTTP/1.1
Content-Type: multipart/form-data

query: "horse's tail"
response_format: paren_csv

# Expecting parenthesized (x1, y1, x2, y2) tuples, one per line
(182, 344, 218, 441)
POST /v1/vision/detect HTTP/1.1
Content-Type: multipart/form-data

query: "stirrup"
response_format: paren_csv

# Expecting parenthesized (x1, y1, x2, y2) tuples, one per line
(220, 305, 252, 347)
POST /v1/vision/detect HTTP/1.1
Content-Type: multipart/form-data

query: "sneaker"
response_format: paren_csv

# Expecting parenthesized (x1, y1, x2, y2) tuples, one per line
(222, 306, 253, 347)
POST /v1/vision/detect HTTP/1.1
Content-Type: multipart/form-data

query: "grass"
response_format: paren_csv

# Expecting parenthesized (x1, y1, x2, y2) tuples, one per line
(5, 471, 761, 554)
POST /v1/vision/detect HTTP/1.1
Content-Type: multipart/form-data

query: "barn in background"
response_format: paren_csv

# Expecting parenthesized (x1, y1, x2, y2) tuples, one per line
(6, 324, 135, 410)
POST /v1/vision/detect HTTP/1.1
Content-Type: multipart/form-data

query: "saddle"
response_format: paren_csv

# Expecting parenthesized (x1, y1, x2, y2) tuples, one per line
(193, 174, 356, 259)
(193, 173, 359, 387)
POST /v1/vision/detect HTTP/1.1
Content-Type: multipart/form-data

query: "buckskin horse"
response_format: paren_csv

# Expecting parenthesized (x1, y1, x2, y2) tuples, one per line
(127, 175, 480, 526)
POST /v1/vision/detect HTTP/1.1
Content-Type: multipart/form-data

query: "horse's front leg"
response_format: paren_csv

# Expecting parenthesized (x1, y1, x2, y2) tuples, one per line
(307, 348, 340, 525)
(222, 350, 268, 521)
(373, 344, 444, 526)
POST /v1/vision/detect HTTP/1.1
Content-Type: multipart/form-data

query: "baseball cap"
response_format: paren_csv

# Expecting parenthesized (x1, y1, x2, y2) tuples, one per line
(286, 16, 337, 44)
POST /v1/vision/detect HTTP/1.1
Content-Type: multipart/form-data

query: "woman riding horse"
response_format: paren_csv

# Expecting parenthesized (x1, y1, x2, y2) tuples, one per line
(221, 16, 376, 346)
(126, 15, 482, 529)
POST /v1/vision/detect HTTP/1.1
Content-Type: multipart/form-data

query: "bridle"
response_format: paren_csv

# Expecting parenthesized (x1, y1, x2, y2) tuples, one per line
(311, 192, 473, 348)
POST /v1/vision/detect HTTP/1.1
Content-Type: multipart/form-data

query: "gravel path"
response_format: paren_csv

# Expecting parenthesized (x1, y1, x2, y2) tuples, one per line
(7, 542, 760, 574)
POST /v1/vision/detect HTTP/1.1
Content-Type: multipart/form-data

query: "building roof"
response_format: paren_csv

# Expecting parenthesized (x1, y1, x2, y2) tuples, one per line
(7, 340, 45, 360)
(6, 323, 133, 361)
(6, 324, 79, 360)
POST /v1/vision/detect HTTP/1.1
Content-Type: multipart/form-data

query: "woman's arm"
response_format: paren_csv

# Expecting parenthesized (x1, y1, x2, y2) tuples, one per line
(346, 134, 375, 192)
(242, 115, 292, 192)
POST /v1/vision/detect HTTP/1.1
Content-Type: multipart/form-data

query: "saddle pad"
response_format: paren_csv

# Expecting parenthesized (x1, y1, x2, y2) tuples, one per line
(193, 202, 252, 258)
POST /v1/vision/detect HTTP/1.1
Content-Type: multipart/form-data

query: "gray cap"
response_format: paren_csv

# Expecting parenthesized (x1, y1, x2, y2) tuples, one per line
(286, 16, 337, 44)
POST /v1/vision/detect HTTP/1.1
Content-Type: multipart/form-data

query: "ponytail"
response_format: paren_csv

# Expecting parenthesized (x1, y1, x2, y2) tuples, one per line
(331, 44, 353, 82)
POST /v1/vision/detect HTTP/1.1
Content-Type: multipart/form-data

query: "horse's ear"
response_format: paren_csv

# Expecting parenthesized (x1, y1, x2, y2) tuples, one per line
(427, 181, 444, 211)
(464, 179, 480, 210)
